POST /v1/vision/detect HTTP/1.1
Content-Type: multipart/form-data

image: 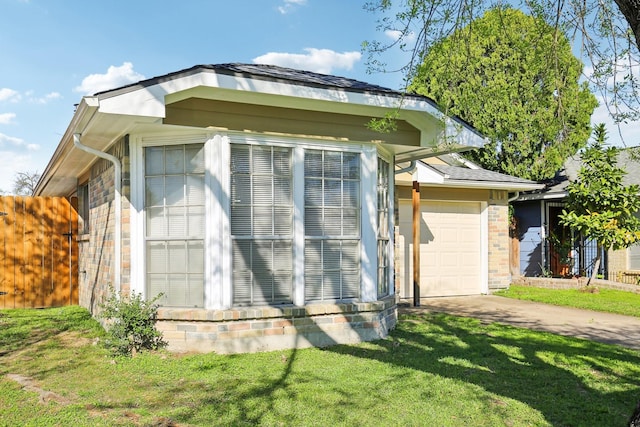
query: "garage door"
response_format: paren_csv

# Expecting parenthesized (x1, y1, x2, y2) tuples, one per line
(398, 200, 482, 298)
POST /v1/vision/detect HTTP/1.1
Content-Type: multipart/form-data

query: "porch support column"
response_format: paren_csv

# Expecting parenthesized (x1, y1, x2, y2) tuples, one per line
(412, 180, 420, 307)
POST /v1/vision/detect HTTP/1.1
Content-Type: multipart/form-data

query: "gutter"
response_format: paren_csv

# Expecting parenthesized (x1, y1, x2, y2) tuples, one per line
(73, 133, 122, 295)
(395, 160, 416, 175)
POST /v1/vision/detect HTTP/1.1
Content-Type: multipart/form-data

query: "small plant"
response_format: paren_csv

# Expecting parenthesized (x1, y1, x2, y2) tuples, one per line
(99, 287, 167, 356)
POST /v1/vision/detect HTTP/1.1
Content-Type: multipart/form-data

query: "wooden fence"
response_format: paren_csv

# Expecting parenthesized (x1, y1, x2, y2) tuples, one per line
(0, 196, 78, 308)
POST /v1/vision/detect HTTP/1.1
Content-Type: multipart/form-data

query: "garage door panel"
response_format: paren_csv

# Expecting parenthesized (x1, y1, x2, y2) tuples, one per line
(398, 200, 482, 298)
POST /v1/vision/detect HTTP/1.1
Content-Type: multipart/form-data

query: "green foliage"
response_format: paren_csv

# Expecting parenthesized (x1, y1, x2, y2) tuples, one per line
(99, 288, 167, 356)
(559, 124, 640, 251)
(364, 0, 640, 139)
(408, 7, 597, 180)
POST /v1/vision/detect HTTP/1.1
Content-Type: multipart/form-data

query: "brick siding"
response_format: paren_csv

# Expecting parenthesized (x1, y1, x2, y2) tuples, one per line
(488, 191, 511, 290)
(156, 298, 397, 354)
(78, 136, 131, 314)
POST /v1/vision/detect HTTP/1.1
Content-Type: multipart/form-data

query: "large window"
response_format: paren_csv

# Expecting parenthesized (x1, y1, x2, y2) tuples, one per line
(377, 158, 390, 297)
(145, 144, 205, 307)
(304, 150, 360, 301)
(230, 145, 294, 305)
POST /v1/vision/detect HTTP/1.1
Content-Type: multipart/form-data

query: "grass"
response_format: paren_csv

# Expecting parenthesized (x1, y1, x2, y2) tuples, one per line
(495, 285, 640, 318)
(1, 306, 639, 426)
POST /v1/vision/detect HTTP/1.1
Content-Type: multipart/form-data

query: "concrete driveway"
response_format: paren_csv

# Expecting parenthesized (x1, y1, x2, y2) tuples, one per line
(400, 295, 640, 351)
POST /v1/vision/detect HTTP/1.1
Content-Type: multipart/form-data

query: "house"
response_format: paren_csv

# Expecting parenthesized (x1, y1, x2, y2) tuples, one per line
(513, 149, 640, 282)
(394, 154, 541, 300)
(34, 63, 486, 353)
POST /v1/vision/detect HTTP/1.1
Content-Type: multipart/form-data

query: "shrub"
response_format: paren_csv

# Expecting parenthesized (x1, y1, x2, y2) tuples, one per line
(99, 288, 167, 356)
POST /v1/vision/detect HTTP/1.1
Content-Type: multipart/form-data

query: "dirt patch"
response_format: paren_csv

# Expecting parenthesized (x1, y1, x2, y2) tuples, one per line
(57, 330, 94, 348)
(5, 373, 71, 405)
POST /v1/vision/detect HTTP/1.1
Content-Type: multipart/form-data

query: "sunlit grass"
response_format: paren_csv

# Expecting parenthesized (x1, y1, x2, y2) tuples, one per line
(1, 306, 639, 426)
(495, 285, 640, 317)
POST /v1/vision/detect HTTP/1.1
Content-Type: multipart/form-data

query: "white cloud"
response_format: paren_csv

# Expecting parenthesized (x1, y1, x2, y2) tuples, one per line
(0, 132, 39, 150)
(385, 29, 416, 43)
(0, 88, 21, 103)
(74, 62, 145, 95)
(0, 113, 16, 125)
(278, 0, 307, 14)
(30, 91, 61, 104)
(253, 48, 361, 74)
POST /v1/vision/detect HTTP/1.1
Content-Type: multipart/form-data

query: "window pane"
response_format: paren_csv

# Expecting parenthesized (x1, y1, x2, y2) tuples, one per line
(147, 242, 166, 273)
(148, 274, 167, 301)
(273, 207, 293, 235)
(188, 240, 204, 273)
(305, 178, 323, 206)
(304, 207, 324, 236)
(146, 207, 166, 237)
(167, 241, 186, 273)
(304, 150, 323, 177)
(187, 206, 205, 236)
(231, 175, 251, 205)
(343, 180, 359, 207)
(273, 148, 291, 175)
(145, 147, 164, 175)
(253, 206, 274, 235)
(231, 206, 252, 235)
(145, 176, 164, 207)
(343, 153, 360, 179)
(186, 175, 205, 205)
(252, 147, 272, 174)
(253, 177, 273, 205)
(165, 146, 184, 174)
(186, 275, 204, 307)
(231, 145, 251, 174)
(165, 176, 184, 206)
(185, 144, 205, 173)
(324, 151, 342, 178)
(324, 180, 342, 207)
(167, 206, 186, 237)
(166, 274, 187, 306)
(274, 177, 292, 205)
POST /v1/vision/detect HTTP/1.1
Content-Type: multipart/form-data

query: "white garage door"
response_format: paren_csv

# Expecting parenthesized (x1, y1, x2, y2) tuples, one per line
(398, 200, 483, 298)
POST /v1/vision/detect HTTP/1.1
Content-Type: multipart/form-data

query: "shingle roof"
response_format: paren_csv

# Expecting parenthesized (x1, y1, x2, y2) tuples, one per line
(428, 164, 538, 185)
(96, 63, 401, 97)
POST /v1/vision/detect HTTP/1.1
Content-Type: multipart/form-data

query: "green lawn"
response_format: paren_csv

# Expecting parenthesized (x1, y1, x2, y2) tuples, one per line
(1, 305, 639, 426)
(495, 285, 640, 317)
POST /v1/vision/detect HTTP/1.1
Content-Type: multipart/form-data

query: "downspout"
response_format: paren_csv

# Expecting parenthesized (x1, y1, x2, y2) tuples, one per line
(395, 160, 416, 175)
(73, 133, 122, 295)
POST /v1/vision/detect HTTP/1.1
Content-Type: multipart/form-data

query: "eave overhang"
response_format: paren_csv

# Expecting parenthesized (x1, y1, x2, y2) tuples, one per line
(35, 65, 487, 196)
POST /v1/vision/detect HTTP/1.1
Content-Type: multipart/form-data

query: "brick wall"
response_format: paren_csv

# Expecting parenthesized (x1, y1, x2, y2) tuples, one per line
(78, 136, 131, 314)
(488, 191, 510, 290)
(156, 298, 397, 354)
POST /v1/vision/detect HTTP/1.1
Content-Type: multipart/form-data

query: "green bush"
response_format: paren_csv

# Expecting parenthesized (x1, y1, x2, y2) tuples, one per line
(99, 288, 167, 356)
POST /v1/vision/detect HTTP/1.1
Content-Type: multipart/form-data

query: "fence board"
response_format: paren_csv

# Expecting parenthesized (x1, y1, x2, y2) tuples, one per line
(0, 196, 78, 308)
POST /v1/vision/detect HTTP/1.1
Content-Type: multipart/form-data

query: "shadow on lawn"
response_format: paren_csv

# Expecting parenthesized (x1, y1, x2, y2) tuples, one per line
(328, 312, 640, 426)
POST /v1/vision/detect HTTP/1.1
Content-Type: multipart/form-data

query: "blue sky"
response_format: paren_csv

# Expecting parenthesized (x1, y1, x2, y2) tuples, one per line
(0, 0, 634, 192)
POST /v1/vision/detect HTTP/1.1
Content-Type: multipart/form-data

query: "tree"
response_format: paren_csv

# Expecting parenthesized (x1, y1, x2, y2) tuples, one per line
(407, 8, 597, 181)
(363, 0, 640, 138)
(12, 171, 41, 196)
(559, 123, 640, 284)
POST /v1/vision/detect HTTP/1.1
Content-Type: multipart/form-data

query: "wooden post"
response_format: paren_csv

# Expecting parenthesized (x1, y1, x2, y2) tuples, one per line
(412, 181, 420, 307)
